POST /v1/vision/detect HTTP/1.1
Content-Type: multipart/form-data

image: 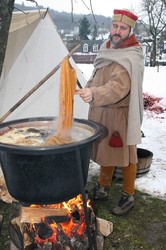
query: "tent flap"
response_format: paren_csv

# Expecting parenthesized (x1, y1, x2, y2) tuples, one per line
(0, 10, 88, 121)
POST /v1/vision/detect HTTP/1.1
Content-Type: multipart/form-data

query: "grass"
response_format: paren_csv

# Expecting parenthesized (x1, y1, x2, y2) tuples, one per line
(0, 177, 166, 250)
(88, 177, 166, 250)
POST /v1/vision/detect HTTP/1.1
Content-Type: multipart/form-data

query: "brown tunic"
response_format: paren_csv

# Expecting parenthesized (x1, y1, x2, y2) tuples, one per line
(86, 62, 137, 167)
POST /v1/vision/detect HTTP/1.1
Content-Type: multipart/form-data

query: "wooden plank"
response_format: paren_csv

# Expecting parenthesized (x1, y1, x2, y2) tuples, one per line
(96, 217, 113, 237)
(20, 207, 68, 224)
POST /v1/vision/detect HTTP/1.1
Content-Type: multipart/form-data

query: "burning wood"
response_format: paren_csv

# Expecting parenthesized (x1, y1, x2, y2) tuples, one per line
(10, 195, 97, 250)
(20, 207, 69, 224)
(10, 208, 114, 249)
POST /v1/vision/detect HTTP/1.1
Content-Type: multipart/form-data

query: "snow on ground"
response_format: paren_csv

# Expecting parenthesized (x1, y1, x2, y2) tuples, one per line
(77, 64, 166, 200)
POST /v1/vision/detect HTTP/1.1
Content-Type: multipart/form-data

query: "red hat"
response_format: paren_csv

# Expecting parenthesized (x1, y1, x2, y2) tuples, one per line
(112, 9, 138, 28)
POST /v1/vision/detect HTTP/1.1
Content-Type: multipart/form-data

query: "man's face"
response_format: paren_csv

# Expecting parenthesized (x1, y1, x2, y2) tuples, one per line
(110, 21, 131, 46)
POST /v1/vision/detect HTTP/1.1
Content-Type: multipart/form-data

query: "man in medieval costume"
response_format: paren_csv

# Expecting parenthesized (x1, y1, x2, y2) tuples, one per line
(76, 8, 144, 215)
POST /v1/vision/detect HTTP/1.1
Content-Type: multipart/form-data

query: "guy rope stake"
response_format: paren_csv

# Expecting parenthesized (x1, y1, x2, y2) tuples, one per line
(0, 44, 81, 123)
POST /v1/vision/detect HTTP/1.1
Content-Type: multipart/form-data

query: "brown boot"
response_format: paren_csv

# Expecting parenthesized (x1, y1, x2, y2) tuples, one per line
(92, 183, 109, 201)
(112, 192, 134, 215)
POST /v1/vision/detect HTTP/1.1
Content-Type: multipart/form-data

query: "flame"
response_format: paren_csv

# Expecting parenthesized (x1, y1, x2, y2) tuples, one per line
(28, 194, 92, 246)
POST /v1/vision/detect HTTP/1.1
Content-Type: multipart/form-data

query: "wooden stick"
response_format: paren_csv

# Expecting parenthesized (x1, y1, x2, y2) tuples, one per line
(0, 44, 80, 123)
(20, 206, 68, 224)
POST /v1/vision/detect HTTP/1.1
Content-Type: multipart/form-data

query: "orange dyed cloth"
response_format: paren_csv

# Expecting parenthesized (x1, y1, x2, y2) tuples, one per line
(57, 57, 77, 138)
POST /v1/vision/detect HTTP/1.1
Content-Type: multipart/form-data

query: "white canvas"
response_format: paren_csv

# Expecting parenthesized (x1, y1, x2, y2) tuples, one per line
(0, 10, 88, 122)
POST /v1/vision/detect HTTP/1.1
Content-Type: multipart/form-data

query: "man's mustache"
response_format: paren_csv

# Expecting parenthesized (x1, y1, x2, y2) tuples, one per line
(112, 34, 121, 38)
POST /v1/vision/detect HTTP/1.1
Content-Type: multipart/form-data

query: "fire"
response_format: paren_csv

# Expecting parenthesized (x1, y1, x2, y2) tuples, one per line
(28, 194, 92, 246)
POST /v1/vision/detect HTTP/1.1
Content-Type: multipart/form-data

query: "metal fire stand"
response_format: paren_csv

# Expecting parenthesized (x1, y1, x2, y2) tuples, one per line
(75, 147, 93, 250)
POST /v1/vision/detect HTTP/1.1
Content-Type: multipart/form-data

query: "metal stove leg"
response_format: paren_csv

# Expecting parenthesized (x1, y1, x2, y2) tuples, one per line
(75, 148, 93, 250)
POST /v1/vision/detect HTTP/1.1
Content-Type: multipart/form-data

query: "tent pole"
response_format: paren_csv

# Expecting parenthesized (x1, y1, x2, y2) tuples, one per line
(0, 43, 80, 123)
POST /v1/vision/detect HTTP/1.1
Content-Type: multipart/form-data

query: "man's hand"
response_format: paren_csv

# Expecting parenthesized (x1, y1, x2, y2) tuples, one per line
(75, 88, 93, 103)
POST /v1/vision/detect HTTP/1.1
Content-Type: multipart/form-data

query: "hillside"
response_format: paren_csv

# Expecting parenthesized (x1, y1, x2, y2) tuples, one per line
(14, 3, 111, 31)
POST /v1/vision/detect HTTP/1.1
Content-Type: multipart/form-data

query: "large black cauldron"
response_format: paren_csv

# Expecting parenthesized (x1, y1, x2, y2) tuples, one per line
(0, 117, 102, 204)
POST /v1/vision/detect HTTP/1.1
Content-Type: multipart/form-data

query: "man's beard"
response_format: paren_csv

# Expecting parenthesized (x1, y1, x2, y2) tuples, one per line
(110, 34, 128, 46)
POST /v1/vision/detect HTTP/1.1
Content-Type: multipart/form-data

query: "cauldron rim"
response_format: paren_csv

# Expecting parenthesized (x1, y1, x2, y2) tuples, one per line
(0, 116, 103, 204)
(0, 116, 102, 154)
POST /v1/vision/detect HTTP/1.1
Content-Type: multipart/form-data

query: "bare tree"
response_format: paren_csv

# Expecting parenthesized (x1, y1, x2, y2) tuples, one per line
(161, 0, 166, 7)
(0, 0, 14, 77)
(140, 0, 166, 66)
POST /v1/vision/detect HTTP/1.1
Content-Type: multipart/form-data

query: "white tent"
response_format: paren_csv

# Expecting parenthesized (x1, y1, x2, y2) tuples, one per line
(0, 9, 88, 122)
